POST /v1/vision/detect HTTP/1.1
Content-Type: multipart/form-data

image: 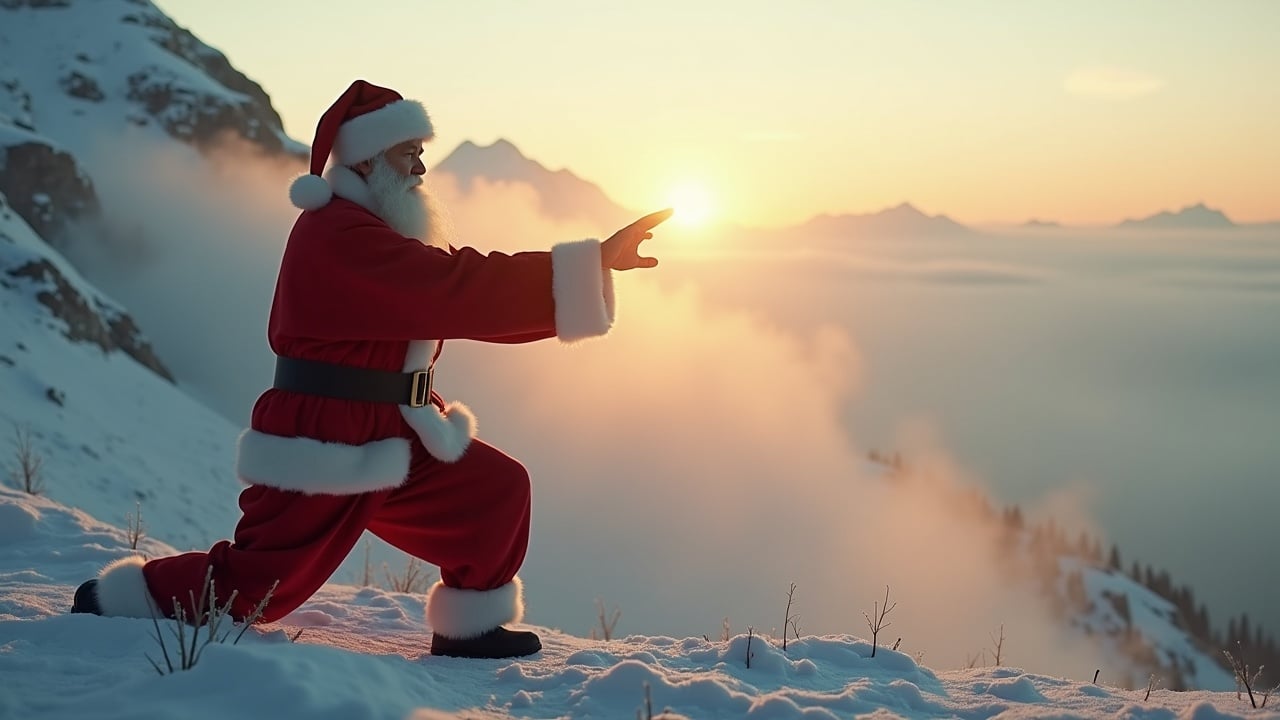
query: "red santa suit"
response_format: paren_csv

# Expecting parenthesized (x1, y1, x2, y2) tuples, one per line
(89, 80, 614, 643)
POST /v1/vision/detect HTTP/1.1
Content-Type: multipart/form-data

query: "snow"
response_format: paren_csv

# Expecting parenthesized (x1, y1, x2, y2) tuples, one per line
(0, 190, 243, 554)
(1, 488, 1275, 719)
(1061, 557, 1236, 691)
(0, 0, 299, 186)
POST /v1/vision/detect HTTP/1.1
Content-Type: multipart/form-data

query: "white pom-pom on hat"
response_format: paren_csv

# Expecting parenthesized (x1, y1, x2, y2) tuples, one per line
(289, 173, 333, 211)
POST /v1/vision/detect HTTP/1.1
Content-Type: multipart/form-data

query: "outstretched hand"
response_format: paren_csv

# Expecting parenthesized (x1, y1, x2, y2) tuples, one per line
(600, 208, 673, 271)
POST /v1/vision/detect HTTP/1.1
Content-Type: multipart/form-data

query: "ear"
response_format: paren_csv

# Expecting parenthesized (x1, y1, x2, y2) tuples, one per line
(352, 159, 373, 177)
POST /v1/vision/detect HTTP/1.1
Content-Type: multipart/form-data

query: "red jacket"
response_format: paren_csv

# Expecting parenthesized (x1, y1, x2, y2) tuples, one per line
(236, 179, 614, 496)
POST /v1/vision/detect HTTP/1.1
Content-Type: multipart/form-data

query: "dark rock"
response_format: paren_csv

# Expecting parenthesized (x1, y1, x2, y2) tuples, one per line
(0, 141, 101, 248)
(0, 0, 71, 9)
(6, 258, 174, 382)
(125, 67, 292, 155)
(114, 3, 301, 160)
(0, 74, 36, 130)
(60, 70, 104, 102)
(46, 386, 64, 406)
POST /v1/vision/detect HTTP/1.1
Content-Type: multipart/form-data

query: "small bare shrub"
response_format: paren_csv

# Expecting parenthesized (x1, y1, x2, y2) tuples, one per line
(1223, 643, 1266, 709)
(1144, 673, 1161, 701)
(782, 583, 798, 651)
(863, 585, 896, 658)
(126, 502, 145, 550)
(380, 556, 433, 594)
(989, 624, 1006, 666)
(361, 540, 373, 587)
(590, 598, 621, 641)
(145, 566, 276, 675)
(638, 681, 653, 720)
(721, 617, 731, 642)
(7, 423, 44, 495)
(745, 626, 755, 669)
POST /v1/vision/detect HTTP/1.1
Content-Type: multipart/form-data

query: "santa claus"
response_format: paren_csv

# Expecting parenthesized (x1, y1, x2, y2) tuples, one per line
(70, 79, 671, 659)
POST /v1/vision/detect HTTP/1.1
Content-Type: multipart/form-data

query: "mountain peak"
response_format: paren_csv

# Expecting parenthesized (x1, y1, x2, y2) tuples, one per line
(431, 138, 632, 228)
(1118, 202, 1234, 229)
(797, 202, 970, 239)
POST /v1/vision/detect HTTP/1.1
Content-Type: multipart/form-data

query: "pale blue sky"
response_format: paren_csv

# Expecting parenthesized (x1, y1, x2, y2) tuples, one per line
(155, 0, 1280, 226)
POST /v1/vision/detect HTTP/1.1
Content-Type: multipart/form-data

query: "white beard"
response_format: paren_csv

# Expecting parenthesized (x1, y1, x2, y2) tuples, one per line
(366, 155, 450, 249)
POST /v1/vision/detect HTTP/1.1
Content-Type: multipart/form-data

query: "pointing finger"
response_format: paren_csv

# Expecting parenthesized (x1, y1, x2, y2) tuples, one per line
(629, 208, 674, 232)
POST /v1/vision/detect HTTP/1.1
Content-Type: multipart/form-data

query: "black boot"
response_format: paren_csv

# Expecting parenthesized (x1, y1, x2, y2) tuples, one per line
(430, 626, 541, 658)
(70, 579, 102, 615)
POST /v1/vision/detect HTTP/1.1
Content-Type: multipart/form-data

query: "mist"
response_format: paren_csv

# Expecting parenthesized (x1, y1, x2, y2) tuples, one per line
(60, 133, 1280, 678)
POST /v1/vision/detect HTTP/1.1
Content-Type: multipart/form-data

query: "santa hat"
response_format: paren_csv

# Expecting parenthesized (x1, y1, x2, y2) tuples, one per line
(289, 79, 434, 211)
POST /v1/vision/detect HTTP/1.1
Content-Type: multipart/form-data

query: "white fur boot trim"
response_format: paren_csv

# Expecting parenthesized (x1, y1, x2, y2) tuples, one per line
(95, 556, 156, 619)
(426, 578, 524, 639)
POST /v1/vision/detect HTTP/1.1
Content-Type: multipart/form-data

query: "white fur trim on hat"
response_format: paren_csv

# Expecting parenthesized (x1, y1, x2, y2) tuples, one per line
(96, 556, 156, 619)
(333, 99, 434, 166)
(235, 430, 412, 495)
(426, 577, 524, 639)
(551, 239, 616, 342)
(289, 173, 334, 210)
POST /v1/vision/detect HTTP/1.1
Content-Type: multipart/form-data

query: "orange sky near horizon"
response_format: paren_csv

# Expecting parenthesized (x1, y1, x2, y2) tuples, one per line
(155, 0, 1280, 228)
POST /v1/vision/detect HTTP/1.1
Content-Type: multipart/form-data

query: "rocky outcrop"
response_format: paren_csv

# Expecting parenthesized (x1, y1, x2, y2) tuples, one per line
(118, 2, 299, 157)
(0, 139, 101, 248)
(4, 256, 173, 382)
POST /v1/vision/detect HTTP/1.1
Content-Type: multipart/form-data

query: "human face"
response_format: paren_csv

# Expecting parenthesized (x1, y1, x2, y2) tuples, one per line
(380, 139, 427, 178)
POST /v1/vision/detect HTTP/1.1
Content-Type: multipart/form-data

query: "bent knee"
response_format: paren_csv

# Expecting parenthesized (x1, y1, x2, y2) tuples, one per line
(470, 443, 531, 501)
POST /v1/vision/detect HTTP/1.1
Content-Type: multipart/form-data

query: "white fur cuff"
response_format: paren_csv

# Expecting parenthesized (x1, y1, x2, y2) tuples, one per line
(236, 430, 412, 495)
(96, 556, 156, 619)
(551, 239, 616, 342)
(426, 578, 524, 639)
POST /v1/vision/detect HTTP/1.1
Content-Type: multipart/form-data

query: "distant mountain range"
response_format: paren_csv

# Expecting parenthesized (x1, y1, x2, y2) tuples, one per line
(1116, 203, 1236, 230)
(795, 202, 973, 239)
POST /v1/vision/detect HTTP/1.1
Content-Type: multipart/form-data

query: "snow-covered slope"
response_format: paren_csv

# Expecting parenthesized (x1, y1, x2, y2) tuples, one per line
(0, 0, 303, 165)
(2, 487, 1272, 720)
(0, 188, 240, 552)
(1059, 558, 1234, 691)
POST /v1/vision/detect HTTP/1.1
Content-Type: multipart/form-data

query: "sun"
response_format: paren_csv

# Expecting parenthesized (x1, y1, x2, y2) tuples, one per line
(665, 182, 716, 228)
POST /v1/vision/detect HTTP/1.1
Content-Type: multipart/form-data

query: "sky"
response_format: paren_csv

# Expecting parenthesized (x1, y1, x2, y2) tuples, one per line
(151, 0, 1280, 228)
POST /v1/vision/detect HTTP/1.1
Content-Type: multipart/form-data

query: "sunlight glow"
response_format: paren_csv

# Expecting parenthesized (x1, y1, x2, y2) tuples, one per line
(666, 182, 716, 228)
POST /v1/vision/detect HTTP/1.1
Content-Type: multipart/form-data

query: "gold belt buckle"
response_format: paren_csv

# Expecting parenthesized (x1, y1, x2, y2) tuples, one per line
(409, 367, 433, 408)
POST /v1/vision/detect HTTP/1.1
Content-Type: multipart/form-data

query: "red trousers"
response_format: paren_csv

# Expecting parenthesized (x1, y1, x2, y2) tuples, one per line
(141, 439, 530, 623)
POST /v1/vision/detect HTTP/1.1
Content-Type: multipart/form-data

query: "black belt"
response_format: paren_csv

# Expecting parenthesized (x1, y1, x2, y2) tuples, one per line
(273, 356, 433, 408)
